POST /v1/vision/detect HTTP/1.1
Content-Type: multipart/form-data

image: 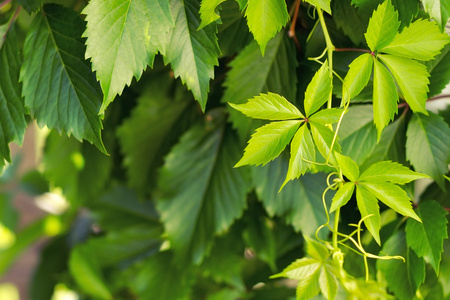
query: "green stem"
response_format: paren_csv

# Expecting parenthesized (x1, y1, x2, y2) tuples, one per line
(333, 208, 340, 249)
(316, 7, 334, 109)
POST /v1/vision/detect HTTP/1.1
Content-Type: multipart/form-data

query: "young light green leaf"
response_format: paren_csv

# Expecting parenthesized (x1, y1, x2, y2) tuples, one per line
(406, 112, 450, 189)
(319, 264, 338, 300)
(164, 0, 220, 111)
(330, 182, 355, 212)
(281, 125, 314, 190)
(421, 0, 450, 31)
(308, 108, 343, 125)
(271, 257, 320, 279)
(229, 92, 303, 120)
(304, 0, 332, 14)
(223, 32, 297, 140)
(199, 0, 227, 29)
(296, 272, 321, 300)
(235, 120, 301, 167)
(356, 185, 381, 245)
(20, 4, 105, 152)
(373, 59, 398, 138)
(378, 54, 429, 114)
(360, 181, 420, 221)
(335, 152, 360, 182)
(157, 122, 251, 264)
(406, 200, 448, 274)
(381, 19, 450, 60)
(305, 236, 330, 261)
(364, 0, 400, 51)
(82, 0, 155, 112)
(359, 161, 429, 184)
(244, 0, 289, 54)
(310, 122, 341, 162)
(0, 28, 26, 167)
(304, 63, 333, 116)
(342, 53, 374, 103)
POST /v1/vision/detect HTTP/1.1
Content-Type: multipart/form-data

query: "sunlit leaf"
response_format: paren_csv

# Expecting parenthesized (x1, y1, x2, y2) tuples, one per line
(342, 53, 373, 102)
(335, 152, 359, 182)
(330, 182, 355, 212)
(359, 161, 429, 184)
(304, 63, 333, 116)
(356, 185, 381, 244)
(365, 0, 400, 51)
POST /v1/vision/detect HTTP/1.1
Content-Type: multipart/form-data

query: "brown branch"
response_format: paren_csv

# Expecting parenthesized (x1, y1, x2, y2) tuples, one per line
(288, 0, 301, 52)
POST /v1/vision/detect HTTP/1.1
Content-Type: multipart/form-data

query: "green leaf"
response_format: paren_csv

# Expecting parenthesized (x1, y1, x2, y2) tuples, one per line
(335, 152, 360, 182)
(281, 125, 315, 189)
(296, 271, 321, 300)
(406, 200, 448, 274)
(356, 185, 381, 244)
(308, 108, 343, 125)
(305, 236, 330, 260)
(253, 161, 329, 237)
(342, 53, 373, 102)
(365, 0, 400, 51)
(338, 105, 377, 165)
(199, 0, 227, 29)
(272, 257, 321, 280)
(69, 245, 113, 300)
(330, 182, 355, 212)
(362, 114, 406, 167)
(164, 0, 220, 111)
(244, 0, 289, 54)
(391, 0, 419, 28)
(373, 58, 398, 138)
(406, 112, 450, 189)
(157, 120, 251, 264)
(319, 264, 339, 300)
(359, 161, 429, 184)
(426, 43, 450, 98)
(20, 4, 105, 152)
(304, 0, 332, 15)
(310, 122, 341, 162)
(422, 0, 450, 31)
(82, 0, 155, 112)
(229, 92, 303, 120)
(0, 28, 26, 167)
(332, 0, 366, 45)
(235, 120, 301, 167)
(17, 0, 43, 13)
(381, 19, 450, 60)
(378, 54, 429, 114)
(223, 31, 297, 140)
(304, 63, 333, 116)
(360, 181, 420, 221)
(117, 76, 198, 193)
(147, 0, 174, 55)
(132, 251, 192, 299)
(42, 131, 112, 207)
(377, 232, 425, 300)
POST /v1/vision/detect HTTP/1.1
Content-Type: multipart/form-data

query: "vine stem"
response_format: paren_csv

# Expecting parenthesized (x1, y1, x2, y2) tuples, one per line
(333, 208, 340, 249)
(316, 7, 334, 109)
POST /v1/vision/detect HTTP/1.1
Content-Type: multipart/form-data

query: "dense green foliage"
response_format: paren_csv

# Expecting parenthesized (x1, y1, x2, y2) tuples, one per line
(1, 0, 450, 299)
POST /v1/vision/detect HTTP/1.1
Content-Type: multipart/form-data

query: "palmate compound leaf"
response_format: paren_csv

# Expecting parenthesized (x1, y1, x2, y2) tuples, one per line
(20, 4, 105, 152)
(164, 0, 220, 111)
(82, 0, 157, 112)
(406, 112, 450, 189)
(0, 28, 27, 168)
(304, 62, 333, 117)
(342, 53, 373, 103)
(235, 120, 301, 167)
(223, 31, 297, 140)
(373, 58, 398, 138)
(156, 116, 251, 264)
(244, 0, 289, 54)
(378, 54, 429, 114)
(229, 92, 303, 121)
(364, 0, 400, 51)
(406, 200, 448, 274)
(422, 0, 450, 31)
(381, 18, 450, 61)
